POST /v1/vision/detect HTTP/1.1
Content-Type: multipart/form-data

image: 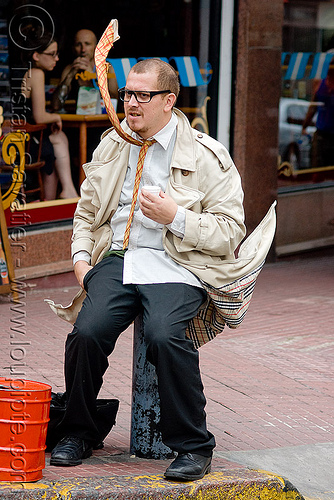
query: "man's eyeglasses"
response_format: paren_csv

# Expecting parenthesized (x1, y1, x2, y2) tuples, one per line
(118, 87, 171, 103)
(42, 51, 59, 59)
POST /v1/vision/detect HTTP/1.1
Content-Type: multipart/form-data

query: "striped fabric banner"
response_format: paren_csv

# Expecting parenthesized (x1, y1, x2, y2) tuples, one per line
(94, 55, 211, 88)
(169, 56, 210, 86)
(282, 52, 334, 80)
(282, 52, 312, 80)
(309, 52, 334, 80)
(106, 57, 137, 88)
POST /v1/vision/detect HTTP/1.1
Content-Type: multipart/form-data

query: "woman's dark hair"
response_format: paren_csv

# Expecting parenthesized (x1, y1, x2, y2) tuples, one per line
(20, 26, 56, 64)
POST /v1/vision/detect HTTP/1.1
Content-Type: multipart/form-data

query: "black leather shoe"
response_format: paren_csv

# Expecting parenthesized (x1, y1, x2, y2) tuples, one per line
(50, 436, 93, 466)
(164, 452, 212, 481)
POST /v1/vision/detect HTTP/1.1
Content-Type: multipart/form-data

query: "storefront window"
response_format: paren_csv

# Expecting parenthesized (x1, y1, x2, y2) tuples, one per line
(1, 0, 220, 228)
(279, 0, 334, 188)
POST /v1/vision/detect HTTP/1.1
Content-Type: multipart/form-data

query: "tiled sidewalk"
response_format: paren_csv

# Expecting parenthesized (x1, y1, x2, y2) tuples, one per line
(0, 249, 333, 498)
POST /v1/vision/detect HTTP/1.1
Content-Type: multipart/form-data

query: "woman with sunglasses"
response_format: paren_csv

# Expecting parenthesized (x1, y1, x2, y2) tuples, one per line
(21, 32, 78, 200)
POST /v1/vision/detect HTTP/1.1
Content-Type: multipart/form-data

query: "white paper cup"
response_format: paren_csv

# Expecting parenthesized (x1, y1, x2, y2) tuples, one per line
(142, 185, 161, 196)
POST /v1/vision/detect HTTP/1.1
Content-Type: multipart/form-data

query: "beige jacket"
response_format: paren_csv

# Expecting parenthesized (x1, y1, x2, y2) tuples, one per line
(46, 109, 276, 345)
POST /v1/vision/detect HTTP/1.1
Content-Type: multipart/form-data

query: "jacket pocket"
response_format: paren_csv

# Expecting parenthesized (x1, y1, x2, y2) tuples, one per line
(167, 179, 204, 210)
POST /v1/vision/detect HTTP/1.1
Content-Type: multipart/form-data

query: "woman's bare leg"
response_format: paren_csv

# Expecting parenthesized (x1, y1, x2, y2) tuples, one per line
(49, 131, 78, 198)
(43, 170, 58, 200)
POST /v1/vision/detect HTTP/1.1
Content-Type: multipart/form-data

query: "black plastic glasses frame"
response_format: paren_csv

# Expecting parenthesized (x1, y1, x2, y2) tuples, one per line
(42, 51, 59, 59)
(118, 87, 171, 103)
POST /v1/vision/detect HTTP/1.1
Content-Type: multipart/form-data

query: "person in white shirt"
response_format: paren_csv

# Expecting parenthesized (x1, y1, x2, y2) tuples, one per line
(50, 58, 246, 480)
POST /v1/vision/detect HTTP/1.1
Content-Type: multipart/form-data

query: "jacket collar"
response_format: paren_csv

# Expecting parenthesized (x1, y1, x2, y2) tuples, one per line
(171, 109, 196, 173)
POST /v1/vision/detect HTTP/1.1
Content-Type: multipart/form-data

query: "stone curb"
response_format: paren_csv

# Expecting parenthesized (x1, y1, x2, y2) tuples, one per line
(0, 469, 305, 499)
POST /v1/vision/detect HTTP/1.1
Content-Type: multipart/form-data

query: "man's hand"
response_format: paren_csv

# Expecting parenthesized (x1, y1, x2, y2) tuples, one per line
(51, 115, 62, 133)
(62, 57, 91, 85)
(71, 56, 91, 74)
(139, 190, 177, 225)
(74, 260, 93, 289)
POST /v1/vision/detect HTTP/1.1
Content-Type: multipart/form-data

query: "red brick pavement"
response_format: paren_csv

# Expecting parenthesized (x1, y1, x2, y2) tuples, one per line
(0, 249, 333, 481)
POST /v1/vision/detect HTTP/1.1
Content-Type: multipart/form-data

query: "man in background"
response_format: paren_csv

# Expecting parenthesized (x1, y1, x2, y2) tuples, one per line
(302, 67, 334, 170)
(51, 29, 117, 111)
(51, 29, 118, 182)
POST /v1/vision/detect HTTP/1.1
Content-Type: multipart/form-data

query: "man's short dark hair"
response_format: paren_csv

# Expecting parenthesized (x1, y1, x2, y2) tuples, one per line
(130, 59, 180, 99)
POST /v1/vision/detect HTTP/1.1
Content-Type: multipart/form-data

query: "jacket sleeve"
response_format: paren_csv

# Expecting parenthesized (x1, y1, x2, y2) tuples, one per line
(175, 139, 246, 257)
(71, 180, 97, 258)
(70, 141, 106, 258)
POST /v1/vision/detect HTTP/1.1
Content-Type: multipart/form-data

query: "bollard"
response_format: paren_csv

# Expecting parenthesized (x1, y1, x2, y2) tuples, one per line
(130, 315, 174, 459)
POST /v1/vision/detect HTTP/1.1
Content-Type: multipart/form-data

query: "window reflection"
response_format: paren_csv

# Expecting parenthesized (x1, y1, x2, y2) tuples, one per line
(279, 0, 334, 187)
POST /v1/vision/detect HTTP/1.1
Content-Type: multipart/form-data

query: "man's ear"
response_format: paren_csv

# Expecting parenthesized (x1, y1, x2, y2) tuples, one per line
(164, 93, 177, 111)
(32, 52, 40, 63)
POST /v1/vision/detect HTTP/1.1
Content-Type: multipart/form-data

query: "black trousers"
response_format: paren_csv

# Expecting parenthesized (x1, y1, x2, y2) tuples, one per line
(60, 255, 215, 456)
